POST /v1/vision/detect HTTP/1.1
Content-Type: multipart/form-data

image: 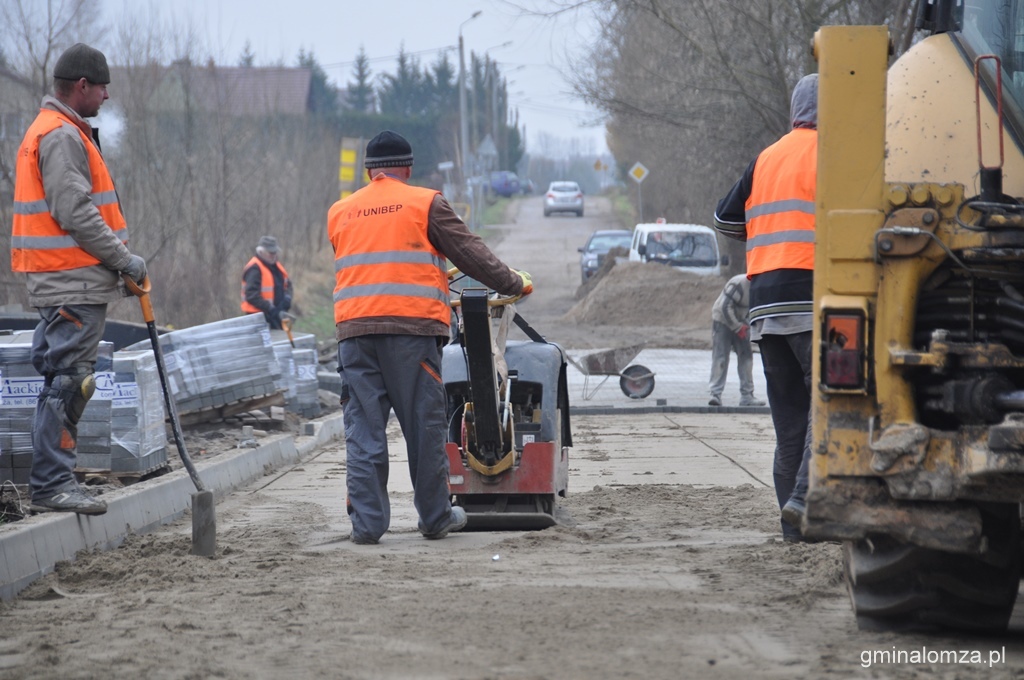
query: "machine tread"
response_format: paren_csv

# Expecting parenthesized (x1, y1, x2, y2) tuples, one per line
(844, 503, 1021, 632)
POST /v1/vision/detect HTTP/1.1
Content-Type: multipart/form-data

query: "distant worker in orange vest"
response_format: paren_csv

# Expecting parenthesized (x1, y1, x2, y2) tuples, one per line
(327, 130, 532, 545)
(11, 43, 147, 516)
(241, 235, 293, 330)
(713, 73, 818, 542)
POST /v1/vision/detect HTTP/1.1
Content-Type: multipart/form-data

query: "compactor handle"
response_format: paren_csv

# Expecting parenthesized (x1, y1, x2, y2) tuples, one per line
(447, 267, 524, 309)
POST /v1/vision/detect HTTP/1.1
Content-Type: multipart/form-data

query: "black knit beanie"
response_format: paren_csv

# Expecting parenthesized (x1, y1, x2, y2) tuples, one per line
(54, 43, 110, 84)
(364, 130, 414, 169)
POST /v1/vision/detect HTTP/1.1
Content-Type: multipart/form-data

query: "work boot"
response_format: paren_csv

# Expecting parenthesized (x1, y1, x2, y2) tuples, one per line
(350, 533, 379, 545)
(708, 395, 722, 407)
(781, 496, 806, 530)
(420, 506, 468, 540)
(740, 396, 766, 407)
(30, 489, 107, 515)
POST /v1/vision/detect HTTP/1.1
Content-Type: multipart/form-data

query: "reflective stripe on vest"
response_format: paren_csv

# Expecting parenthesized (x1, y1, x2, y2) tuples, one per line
(328, 176, 449, 326)
(241, 256, 291, 314)
(11, 108, 128, 273)
(743, 128, 817, 277)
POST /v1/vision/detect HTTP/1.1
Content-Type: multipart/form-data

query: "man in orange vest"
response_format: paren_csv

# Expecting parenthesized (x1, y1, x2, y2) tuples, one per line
(713, 74, 818, 541)
(327, 130, 532, 545)
(11, 44, 147, 515)
(240, 235, 293, 330)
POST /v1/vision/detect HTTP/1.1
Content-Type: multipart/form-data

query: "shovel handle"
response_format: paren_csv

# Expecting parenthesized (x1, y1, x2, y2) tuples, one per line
(122, 274, 155, 324)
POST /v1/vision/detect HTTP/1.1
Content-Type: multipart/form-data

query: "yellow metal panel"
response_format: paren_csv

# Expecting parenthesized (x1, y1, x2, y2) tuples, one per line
(340, 148, 357, 164)
(340, 166, 355, 182)
(824, 210, 883, 262)
(886, 35, 1024, 193)
(812, 26, 890, 485)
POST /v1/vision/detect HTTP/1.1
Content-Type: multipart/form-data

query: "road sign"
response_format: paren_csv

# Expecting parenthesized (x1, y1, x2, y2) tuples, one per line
(629, 162, 649, 184)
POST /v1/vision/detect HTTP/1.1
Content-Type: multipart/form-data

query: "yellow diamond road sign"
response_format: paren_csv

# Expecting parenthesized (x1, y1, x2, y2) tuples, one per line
(629, 162, 649, 184)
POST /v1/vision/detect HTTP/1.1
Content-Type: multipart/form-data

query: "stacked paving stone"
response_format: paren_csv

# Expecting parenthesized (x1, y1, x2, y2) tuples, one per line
(0, 338, 114, 481)
(126, 313, 282, 414)
(290, 349, 321, 418)
(0, 340, 35, 484)
(271, 332, 321, 418)
(76, 345, 114, 470)
(110, 350, 168, 473)
(272, 343, 297, 404)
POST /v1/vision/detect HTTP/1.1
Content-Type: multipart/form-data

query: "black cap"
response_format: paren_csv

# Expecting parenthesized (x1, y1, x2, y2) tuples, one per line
(364, 130, 413, 169)
(54, 43, 110, 84)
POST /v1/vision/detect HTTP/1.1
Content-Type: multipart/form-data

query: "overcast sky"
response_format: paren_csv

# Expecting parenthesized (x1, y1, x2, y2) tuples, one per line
(101, 0, 608, 157)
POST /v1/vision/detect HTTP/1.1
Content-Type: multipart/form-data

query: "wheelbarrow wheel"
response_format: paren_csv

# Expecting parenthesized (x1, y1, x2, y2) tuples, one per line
(619, 364, 655, 399)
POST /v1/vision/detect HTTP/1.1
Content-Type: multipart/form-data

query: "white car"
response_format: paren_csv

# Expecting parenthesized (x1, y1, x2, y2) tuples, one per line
(629, 223, 726, 276)
(543, 181, 584, 217)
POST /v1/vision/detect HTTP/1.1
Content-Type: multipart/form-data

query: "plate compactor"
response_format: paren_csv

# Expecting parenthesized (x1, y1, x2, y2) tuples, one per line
(442, 287, 571, 529)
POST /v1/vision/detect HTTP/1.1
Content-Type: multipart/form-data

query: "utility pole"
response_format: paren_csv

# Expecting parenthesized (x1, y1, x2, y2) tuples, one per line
(491, 63, 499, 161)
(458, 11, 482, 192)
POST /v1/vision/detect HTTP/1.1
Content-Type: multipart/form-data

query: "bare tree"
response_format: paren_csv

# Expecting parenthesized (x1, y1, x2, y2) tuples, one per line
(555, 0, 917, 269)
(0, 0, 105, 97)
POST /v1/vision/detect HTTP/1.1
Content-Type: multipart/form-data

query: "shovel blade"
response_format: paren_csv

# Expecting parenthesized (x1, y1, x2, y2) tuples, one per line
(191, 490, 216, 556)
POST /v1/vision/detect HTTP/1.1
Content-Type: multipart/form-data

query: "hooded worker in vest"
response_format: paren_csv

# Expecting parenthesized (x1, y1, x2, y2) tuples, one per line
(327, 130, 532, 544)
(11, 43, 148, 515)
(713, 73, 818, 542)
(241, 235, 293, 330)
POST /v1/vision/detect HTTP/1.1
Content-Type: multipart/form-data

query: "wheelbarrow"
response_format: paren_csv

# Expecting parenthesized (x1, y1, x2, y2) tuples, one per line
(566, 343, 656, 400)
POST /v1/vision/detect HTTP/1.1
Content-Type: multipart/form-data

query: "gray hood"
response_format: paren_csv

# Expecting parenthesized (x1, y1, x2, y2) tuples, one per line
(790, 73, 818, 129)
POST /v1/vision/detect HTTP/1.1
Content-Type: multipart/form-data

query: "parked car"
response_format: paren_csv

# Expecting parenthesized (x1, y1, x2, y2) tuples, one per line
(543, 181, 584, 217)
(490, 171, 521, 198)
(628, 222, 727, 276)
(578, 229, 633, 283)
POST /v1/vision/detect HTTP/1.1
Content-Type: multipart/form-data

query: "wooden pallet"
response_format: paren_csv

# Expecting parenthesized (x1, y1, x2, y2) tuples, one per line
(75, 462, 171, 486)
(178, 392, 286, 427)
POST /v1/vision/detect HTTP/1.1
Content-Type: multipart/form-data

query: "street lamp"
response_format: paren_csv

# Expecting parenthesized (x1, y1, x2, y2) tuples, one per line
(458, 11, 482, 190)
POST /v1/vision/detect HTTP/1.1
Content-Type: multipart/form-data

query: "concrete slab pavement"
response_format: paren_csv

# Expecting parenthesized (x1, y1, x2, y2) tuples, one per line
(0, 349, 779, 597)
(237, 411, 776, 549)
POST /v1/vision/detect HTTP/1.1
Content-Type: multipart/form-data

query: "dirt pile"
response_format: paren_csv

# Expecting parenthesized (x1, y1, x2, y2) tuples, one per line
(567, 260, 726, 328)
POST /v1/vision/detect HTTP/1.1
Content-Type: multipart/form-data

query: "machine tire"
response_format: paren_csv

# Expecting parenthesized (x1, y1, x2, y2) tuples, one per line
(844, 503, 1022, 632)
(619, 364, 655, 399)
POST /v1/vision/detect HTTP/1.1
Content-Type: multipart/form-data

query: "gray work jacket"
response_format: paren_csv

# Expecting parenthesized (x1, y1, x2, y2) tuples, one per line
(17, 96, 133, 308)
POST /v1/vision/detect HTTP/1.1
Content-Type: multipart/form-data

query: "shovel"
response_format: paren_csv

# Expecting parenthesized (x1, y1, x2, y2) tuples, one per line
(123, 274, 216, 556)
(280, 312, 296, 348)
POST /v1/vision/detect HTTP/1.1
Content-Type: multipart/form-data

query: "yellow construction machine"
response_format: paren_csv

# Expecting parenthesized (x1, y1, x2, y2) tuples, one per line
(808, 4, 1024, 631)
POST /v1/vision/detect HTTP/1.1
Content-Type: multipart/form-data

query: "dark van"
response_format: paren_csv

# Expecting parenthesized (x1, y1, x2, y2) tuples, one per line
(489, 171, 521, 197)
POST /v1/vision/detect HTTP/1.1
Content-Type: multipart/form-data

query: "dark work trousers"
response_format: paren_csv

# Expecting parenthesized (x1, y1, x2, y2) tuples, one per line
(708, 321, 755, 400)
(757, 330, 813, 538)
(29, 303, 107, 501)
(339, 334, 453, 542)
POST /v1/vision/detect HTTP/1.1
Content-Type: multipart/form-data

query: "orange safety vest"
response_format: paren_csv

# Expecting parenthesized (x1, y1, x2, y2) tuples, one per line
(327, 175, 449, 326)
(744, 128, 817, 277)
(11, 108, 128, 272)
(240, 256, 291, 314)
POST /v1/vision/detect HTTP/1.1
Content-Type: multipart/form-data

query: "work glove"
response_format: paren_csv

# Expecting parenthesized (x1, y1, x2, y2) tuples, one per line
(737, 324, 749, 341)
(281, 293, 292, 311)
(268, 307, 283, 328)
(517, 270, 533, 296)
(122, 254, 147, 284)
